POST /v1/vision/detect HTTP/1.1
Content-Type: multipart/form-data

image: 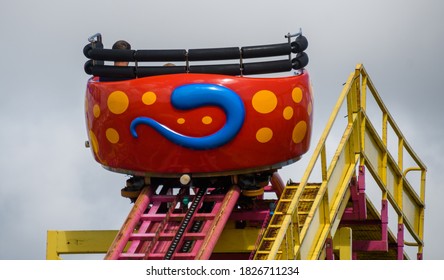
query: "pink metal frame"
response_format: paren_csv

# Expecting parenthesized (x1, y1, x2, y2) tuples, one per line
(335, 166, 413, 260)
(342, 166, 367, 221)
(105, 184, 241, 260)
(105, 187, 153, 259)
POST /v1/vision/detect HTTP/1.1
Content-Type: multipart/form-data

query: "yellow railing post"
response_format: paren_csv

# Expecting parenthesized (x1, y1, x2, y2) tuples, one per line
(46, 231, 61, 260)
(333, 227, 352, 260)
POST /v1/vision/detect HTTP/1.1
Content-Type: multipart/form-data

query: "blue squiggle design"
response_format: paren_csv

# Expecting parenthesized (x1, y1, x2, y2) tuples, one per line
(130, 84, 245, 150)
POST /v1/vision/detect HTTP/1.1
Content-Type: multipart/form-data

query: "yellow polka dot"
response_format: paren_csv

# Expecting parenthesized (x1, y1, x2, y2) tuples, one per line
(307, 102, 313, 116)
(107, 91, 129, 114)
(89, 130, 99, 154)
(202, 116, 212, 125)
(256, 127, 273, 143)
(252, 90, 277, 114)
(142, 91, 157, 105)
(292, 121, 307, 144)
(93, 104, 100, 118)
(106, 128, 119, 144)
(177, 118, 185, 124)
(292, 87, 303, 103)
(283, 106, 293, 120)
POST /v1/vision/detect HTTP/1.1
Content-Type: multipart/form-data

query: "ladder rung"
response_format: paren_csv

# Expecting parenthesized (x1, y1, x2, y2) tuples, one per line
(119, 253, 145, 259)
(255, 251, 271, 254)
(130, 230, 207, 241)
(143, 253, 166, 259)
(267, 224, 282, 228)
(261, 237, 276, 241)
(279, 199, 293, 203)
(255, 249, 283, 255)
(169, 252, 197, 259)
(141, 212, 217, 221)
(300, 198, 315, 202)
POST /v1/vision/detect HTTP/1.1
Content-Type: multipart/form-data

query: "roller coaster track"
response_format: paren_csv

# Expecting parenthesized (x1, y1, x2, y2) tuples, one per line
(104, 184, 240, 260)
(46, 64, 426, 260)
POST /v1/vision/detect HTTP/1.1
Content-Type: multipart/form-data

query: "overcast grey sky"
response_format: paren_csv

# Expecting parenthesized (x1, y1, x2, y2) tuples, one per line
(0, 0, 442, 260)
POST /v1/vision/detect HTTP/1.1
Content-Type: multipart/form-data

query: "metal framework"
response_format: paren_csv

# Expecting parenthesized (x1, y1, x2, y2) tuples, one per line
(253, 64, 426, 260)
(47, 64, 426, 260)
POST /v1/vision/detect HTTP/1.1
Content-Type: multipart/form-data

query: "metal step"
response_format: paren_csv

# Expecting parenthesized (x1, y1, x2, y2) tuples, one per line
(253, 183, 321, 259)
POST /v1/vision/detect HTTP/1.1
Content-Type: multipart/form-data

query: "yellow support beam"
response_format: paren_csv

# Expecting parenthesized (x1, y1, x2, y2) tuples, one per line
(46, 221, 262, 260)
(333, 227, 352, 260)
(46, 230, 118, 260)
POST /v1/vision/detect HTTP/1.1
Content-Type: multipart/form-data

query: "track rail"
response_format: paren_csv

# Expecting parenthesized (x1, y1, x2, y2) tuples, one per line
(105, 184, 240, 260)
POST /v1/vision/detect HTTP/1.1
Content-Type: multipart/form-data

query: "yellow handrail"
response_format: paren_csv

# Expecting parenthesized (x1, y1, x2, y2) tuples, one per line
(256, 64, 426, 260)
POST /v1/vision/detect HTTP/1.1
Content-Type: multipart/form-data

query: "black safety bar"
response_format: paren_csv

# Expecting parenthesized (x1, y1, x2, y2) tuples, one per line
(84, 32, 308, 78)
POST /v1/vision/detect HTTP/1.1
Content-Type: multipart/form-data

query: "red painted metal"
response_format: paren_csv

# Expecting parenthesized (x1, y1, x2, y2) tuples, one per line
(85, 72, 313, 176)
(270, 172, 285, 198)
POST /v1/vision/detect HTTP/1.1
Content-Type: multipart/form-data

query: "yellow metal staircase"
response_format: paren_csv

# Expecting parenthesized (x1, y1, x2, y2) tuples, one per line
(253, 183, 321, 259)
(254, 64, 426, 260)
